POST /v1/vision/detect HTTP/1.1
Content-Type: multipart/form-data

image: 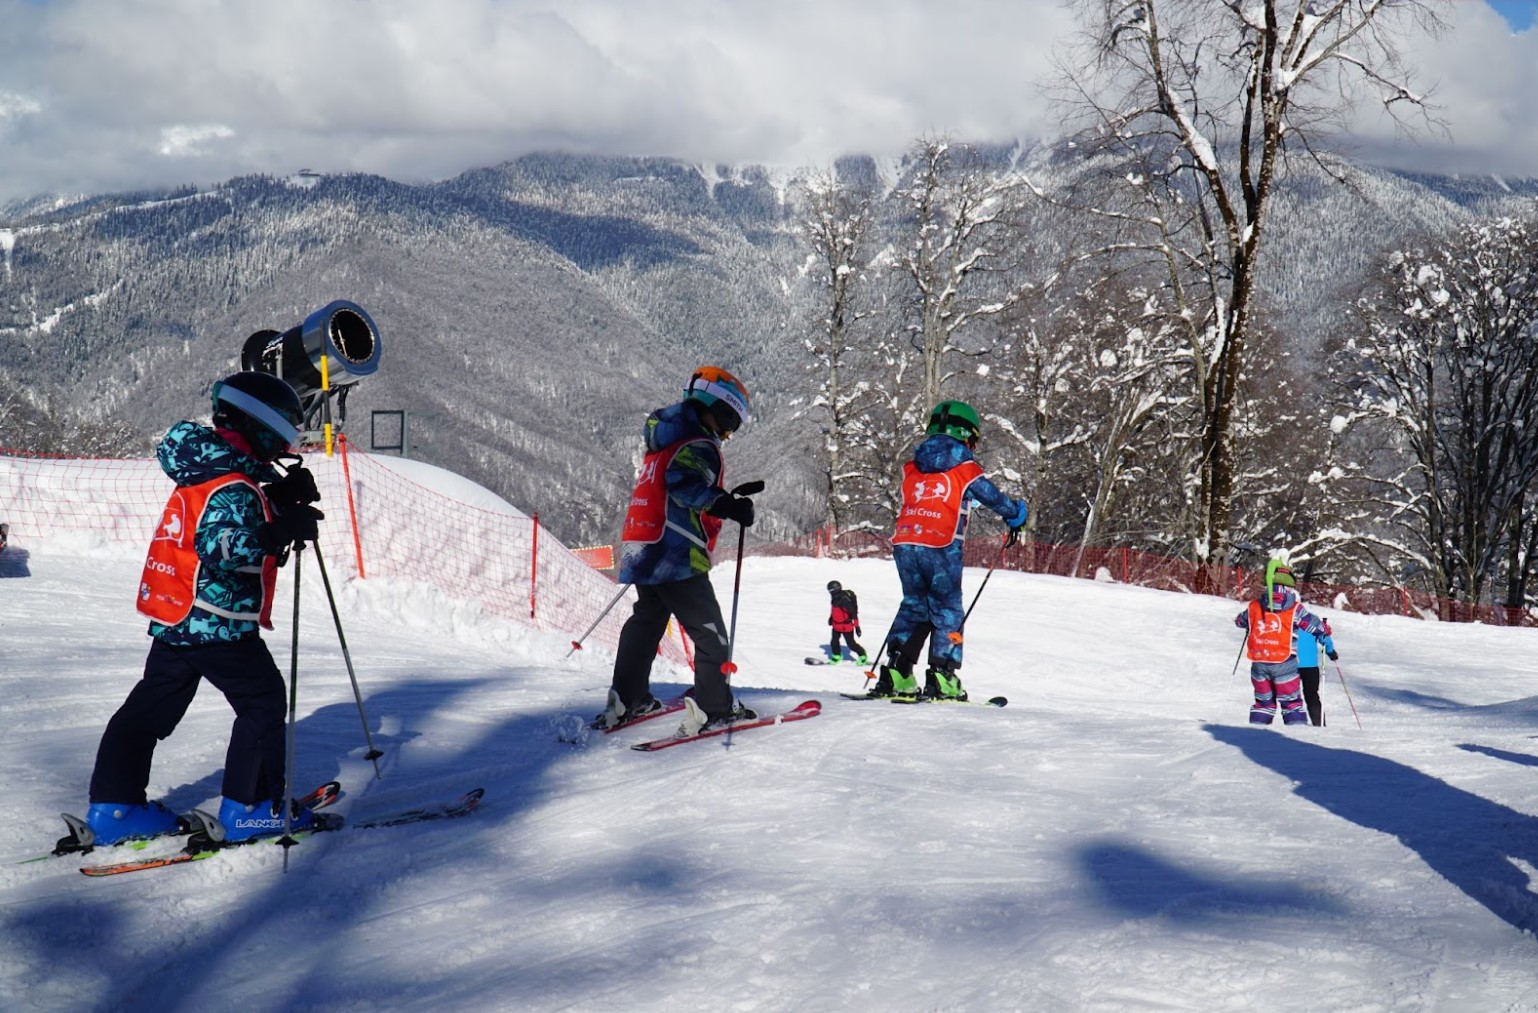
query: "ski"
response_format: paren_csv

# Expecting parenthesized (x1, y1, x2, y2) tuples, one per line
(588, 691, 692, 734)
(839, 692, 1008, 708)
(630, 700, 822, 751)
(892, 695, 1008, 708)
(79, 788, 483, 877)
(805, 656, 869, 666)
(33, 780, 341, 863)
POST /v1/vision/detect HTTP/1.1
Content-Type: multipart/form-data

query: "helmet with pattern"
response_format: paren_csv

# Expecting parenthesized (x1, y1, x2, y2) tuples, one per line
(211, 371, 304, 462)
(684, 365, 751, 436)
(926, 400, 981, 443)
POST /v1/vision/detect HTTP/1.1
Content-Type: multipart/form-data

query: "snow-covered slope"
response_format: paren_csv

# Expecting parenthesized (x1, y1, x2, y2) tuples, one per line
(4, 508, 1538, 1009)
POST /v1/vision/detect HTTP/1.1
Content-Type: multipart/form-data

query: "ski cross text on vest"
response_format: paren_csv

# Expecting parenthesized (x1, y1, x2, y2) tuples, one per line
(621, 436, 724, 552)
(1246, 600, 1296, 663)
(892, 459, 985, 548)
(138, 474, 277, 629)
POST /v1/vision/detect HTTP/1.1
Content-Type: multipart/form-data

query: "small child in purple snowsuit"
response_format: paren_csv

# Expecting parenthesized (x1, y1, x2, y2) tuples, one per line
(1233, 562, 1328, 726)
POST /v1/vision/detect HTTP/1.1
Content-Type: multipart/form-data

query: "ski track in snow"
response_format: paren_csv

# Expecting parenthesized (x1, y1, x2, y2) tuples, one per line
(4, 544, 1538, 1010)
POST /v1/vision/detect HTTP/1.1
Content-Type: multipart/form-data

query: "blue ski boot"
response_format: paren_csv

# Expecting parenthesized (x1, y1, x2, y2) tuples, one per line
(217, 797, 316, 843)
(85, 801, 185, 846)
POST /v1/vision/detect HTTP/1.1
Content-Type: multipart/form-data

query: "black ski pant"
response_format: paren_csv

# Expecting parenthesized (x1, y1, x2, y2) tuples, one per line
(611, 575, 733, 717)
(828, 630, 866, 660)
(1298, 665, 1325, 726)
(90, 637, 288, 806)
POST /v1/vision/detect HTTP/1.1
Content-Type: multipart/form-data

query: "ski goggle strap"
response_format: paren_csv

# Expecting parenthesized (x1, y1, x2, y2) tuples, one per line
(214, 384, 301, 452)
(688, 374, 751, 427)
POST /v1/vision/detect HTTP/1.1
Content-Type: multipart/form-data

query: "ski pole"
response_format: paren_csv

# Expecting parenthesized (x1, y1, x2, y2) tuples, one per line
(311, 541, 384, 779)
(862, 617, 900, 687)
(280, 541, 304, 869)
(1231, 633, 1248, 678)
(567, 582, 634, 658)
(947, 534, 1011, 649)
(719, 479, 765, 679)
(1332, 658, 1363, 729)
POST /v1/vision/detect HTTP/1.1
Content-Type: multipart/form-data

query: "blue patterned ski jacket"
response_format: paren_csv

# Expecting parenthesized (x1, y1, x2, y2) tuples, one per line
(616, 401, 727, 586)
(147, 421, 281, 646)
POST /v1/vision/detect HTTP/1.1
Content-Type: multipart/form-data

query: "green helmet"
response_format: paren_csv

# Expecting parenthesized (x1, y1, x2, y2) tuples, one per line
(926, 400, 981, 441)
(1265, 558, 1295, 588)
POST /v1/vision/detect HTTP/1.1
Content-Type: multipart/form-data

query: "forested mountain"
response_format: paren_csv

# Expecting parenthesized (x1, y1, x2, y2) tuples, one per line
(0, 156, 809, 546)
(1, 151, 1534, 551)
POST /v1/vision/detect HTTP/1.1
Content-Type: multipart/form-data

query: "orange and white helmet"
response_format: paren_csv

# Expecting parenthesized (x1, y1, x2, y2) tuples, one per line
(684, 365, 751, 433)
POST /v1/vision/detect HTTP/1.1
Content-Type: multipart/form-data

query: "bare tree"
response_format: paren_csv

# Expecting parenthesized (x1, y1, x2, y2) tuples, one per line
(991, 273, 1191, 556)
(1339, 215, 1538, 606)
(1044, 0, 1447, 570)
(798, 166, 881, 532)
(890, 138, 1029, 411)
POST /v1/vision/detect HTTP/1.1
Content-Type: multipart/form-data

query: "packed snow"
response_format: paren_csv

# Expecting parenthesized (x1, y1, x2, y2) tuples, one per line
(5, 463, 1538, 1011)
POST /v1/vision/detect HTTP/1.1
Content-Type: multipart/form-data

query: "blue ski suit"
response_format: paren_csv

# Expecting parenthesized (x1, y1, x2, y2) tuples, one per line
(886, 434, 1028, 674)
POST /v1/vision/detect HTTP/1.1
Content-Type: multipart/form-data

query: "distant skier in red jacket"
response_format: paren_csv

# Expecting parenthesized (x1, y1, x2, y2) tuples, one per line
(826, 581, 867, 663)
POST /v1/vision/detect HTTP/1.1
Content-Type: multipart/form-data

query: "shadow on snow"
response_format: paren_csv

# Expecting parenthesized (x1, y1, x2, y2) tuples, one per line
(1206, 723, 1538, 935)
(1, 669, 676, 1012)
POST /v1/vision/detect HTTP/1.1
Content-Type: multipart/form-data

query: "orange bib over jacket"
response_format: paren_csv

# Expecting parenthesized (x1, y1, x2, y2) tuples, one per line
(621, 436, 724, 551)
(1245, 600, 1296, 663)
(138, 474, 277, 629)
(892, 459, 985, 548)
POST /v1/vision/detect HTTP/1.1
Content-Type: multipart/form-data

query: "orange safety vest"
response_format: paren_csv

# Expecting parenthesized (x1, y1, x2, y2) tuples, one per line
(891, 459, 985, 548)
(138, 474, 277, 630)
(1245, 600, 1296, 663)
(620, 436, 724, 552)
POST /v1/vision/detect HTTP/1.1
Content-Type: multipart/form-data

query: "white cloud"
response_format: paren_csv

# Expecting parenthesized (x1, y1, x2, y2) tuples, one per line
(0, 90, 42, 122)
(0, 0, 1533, 204)
(156, 124, 236, 158)
(1344, 1, 1538, 176)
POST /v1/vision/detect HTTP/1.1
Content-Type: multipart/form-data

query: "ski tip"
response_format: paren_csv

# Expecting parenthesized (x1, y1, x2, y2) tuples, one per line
(987, 696, 1008, 707)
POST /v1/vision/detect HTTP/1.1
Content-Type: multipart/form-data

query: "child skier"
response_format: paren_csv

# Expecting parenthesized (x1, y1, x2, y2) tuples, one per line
(598, 365, 758, 736)
(72, 372, 324, 849)
(1233, 560, 1329, 726)
(1295, 612, 1339, 727)
(826, 580, 866, 663)
(873, 400, 1028, 701)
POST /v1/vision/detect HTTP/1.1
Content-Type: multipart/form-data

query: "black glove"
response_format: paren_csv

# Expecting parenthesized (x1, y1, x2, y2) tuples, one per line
(1005, 525, 1024, 548)
(707, 492, 755, 527)
(256, 504, 324, 554)
(1326, 649, 1339, 661)
(828, 617, 834, 626)
(264, 467, 320, 509)
(855, 626, 863, 637)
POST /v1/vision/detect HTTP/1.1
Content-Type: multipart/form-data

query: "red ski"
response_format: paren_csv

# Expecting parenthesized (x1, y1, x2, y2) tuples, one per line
(630, 700, 822, 751)
(589, 690, 693, 734)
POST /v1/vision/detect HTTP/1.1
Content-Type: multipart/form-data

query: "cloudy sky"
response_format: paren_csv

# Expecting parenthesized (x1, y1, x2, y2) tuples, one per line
(0, 0, 1535, 206)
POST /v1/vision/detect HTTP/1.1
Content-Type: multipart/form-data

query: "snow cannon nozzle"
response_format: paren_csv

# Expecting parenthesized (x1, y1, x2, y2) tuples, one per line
(240, 300, 382, 436)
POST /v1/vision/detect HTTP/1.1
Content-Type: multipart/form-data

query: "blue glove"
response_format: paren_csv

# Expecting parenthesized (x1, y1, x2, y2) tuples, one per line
(1005, 500, 1028, 546)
